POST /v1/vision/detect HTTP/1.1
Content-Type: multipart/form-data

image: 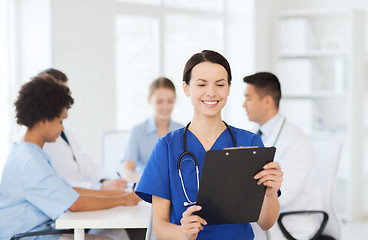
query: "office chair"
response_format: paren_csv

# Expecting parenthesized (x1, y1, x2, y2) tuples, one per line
(11, 229, 73, 240)
(277, 137, 342, 240)
(101, 130, 129, 178)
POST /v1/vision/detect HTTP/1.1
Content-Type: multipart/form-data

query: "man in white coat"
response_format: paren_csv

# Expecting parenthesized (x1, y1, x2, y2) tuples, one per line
(243, 72, 323, 240)
(43, 129, 124, 190)
(39, 68, 127, 191)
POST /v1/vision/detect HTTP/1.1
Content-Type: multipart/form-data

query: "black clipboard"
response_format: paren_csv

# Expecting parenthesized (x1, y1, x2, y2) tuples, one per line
(195, 147, 276, 225)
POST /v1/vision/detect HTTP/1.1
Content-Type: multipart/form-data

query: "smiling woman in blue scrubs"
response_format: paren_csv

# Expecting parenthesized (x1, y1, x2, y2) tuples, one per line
(135, 50, 283, 240)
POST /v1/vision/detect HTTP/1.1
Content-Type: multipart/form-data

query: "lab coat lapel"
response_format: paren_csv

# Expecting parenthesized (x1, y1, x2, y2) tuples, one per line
(264, 115, 286, 147)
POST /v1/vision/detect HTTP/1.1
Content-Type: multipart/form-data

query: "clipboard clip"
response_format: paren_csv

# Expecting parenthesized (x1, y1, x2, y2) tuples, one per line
(223, 146, 259, 156)
(223, 146, 259, 150)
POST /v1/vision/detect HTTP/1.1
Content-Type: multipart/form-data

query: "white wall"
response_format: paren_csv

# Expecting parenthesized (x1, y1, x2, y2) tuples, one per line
(11, 0, 52, 136)
(16, 0, 52, 81)
(222, 0, 258, 131)
(51, 0, 116, 165)
(254, 0, 279, 71)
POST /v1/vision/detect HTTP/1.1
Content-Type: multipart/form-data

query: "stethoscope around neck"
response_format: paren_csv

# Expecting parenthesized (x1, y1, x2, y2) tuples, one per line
(263, 116, 286, 147)
(178, 121, 236, 206)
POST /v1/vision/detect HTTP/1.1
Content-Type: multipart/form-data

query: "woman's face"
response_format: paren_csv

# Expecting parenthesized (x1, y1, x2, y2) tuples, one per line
(183, 61, 230, 119)
(42, 108, 67, 142)
(149, 87, 176, 121)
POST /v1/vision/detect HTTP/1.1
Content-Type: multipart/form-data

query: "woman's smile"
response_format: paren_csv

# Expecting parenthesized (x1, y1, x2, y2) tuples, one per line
(202, 100, 220, 108)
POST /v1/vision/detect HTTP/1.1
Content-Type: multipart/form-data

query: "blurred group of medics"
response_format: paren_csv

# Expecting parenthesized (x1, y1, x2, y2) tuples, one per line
(0, 49, 323, 240)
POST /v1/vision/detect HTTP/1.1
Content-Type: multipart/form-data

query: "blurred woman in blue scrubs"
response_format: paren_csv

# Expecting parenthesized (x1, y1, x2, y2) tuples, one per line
(135, 50, 283, 240)
(121, 77, 183, 183)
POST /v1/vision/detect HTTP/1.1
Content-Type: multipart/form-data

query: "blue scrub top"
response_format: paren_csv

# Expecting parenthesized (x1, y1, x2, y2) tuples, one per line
(121, 117, 183, 173)
(136, 125, 264, 240)
(0, 142, 80, 240)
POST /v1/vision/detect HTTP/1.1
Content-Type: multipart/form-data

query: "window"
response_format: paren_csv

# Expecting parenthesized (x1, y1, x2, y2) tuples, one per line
(165, 0, 223, 11)
(0, 0, 10, 178)
(116, 0, 160, 5)
(0, 0, 52, 177)
(115, 15, 159, 127)
(163, 14, 223, 124)
(115, 1, 225, 129)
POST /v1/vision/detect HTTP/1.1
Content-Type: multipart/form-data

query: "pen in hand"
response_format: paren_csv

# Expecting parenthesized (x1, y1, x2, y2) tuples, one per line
(117, 171, 136, 191)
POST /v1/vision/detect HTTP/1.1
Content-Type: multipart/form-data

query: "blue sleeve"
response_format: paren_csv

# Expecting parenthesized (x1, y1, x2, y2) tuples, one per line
(251, 133, 264, 147)
(23, 157, 79, 220)
(135, 138, 171, 203)
(121, 125, 140, 163)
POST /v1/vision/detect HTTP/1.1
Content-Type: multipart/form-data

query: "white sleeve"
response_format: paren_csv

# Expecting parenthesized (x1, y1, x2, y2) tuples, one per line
(276, 134, 316, 208)
(65, 130, 108, 185)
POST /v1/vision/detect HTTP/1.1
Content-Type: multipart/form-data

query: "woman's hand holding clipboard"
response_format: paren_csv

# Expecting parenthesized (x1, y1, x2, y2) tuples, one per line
(194, 146, 277, 225)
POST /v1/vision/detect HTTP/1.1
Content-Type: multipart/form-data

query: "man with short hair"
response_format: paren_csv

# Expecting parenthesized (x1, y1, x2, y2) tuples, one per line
(243, 72, 323, 240)
(38, 68, 126, 191)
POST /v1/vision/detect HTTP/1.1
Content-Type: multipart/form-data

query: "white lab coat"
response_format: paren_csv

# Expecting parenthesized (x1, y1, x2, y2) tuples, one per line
(43, 129, 108, 189)
(252, 115, 323, 240)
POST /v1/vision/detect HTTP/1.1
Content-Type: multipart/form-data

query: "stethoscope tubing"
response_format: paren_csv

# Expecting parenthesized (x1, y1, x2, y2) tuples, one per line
(272, 116, 286, 147)
(178, 121, 236, 206)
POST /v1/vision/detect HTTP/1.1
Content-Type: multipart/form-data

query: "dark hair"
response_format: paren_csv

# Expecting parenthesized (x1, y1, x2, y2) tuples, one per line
(14, 75, 74, 128)
(243, 72, 282, 109)
(148, 77, 176, 98)
(38, 68, 68, 83)
(183, 50, 232, 85)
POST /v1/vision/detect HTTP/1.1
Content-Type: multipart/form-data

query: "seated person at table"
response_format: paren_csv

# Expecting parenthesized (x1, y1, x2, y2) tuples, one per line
(38, 68, 126, 191)
(0, 75, 140, 240)
(121, 77, 183, 183)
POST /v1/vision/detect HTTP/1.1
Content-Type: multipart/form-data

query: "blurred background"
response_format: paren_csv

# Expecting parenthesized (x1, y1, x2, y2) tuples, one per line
(0, 0, 368, 231)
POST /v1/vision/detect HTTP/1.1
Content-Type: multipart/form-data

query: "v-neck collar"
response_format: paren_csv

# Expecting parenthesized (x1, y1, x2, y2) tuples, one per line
(186, 127, 229, 152)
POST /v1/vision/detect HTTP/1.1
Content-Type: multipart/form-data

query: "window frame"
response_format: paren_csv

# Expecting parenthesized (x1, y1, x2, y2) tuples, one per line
(114, 1, 227, 130)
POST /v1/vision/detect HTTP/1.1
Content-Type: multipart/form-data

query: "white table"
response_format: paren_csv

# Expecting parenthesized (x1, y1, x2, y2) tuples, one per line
(55, 202, 151, 240)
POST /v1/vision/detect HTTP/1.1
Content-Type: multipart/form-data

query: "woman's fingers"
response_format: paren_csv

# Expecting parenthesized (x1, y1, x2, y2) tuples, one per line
(254, 162, 283, 189)
(181, 215, 207, 226)
(254, 162, 282, 178)
(182, 205, 202, 217)
(181, 206, 207, 226)
(182, 221, 204, 231)
(263, 161, 281, 170)
(181, 205, 207, 240)
(255, 170, 281, 184)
